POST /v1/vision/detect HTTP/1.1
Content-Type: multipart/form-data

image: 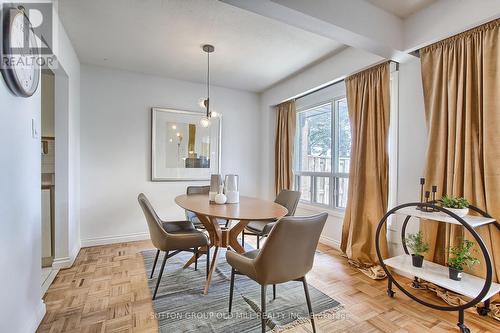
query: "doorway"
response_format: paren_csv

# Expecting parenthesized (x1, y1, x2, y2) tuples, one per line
(41, 69, 58, 293)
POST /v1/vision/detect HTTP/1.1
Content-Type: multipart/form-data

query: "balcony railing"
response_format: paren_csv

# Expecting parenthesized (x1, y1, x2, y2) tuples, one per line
(295, 155, 350, 209)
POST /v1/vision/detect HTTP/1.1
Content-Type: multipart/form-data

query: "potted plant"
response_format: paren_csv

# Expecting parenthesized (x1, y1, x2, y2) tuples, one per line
(447, 239, 480, 281)
(404, 231, 429, 268)
(439, 195, 470, 217)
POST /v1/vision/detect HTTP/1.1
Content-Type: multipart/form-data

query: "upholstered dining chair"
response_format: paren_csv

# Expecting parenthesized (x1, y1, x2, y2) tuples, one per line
(185, 185, 230, 228)
(241, 189, 301, 249)
(227, 213, 328, 333)
(138, 193, 210, 300)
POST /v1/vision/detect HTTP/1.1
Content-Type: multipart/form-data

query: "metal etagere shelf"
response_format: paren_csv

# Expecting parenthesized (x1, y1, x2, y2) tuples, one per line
(375, 202, 500, 333)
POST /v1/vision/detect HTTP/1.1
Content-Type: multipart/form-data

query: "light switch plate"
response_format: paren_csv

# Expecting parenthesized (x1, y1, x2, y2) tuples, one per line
(32, 118, 39, 139)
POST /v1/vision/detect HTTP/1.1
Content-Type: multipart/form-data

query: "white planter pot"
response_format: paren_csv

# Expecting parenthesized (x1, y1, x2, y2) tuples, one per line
(440, 207, 469, 217)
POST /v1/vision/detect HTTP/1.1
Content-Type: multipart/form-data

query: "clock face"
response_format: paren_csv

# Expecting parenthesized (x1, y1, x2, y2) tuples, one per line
(1, 7, 40, 97)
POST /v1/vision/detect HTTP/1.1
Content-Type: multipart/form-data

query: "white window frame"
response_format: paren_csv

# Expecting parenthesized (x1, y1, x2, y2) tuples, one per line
(293, 84, 350, 211)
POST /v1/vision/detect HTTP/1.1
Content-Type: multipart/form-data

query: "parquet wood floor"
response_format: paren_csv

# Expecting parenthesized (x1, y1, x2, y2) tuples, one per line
(36, 240, 499, 333)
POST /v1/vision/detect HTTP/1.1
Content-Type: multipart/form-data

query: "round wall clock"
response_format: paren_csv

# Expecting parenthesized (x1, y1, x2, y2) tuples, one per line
(1, 6, 40, 97)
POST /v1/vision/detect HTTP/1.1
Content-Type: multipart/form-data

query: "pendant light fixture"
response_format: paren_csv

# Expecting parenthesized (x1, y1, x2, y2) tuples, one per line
(199, 44, 215, 128)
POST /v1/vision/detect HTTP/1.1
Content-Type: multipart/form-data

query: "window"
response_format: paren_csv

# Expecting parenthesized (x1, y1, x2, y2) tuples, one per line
(294, 93, 351, 210)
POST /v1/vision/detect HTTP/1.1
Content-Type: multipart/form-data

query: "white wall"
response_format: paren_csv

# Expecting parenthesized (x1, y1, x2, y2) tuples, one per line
(80, 65, 260, 245)
(49, 5, 82, 269)
(403, 0, 500, 51)
(388, 57, 427, 254)
(0, 1, 80, 330)
(63, 35, 82, 270)
(0, 68, 44, 333)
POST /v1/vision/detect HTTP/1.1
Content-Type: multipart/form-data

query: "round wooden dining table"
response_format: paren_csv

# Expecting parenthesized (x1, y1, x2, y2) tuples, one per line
(175, 194, 288, 294)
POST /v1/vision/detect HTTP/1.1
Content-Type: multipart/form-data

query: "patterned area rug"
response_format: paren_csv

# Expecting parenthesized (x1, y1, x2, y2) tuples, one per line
(141, 248, 343, 332)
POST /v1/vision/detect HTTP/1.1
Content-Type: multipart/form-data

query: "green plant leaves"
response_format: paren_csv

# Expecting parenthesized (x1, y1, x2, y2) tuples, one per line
(447, 239, 480, 270)
(404, 231, 430, 256)
(439, 195, 470, 209)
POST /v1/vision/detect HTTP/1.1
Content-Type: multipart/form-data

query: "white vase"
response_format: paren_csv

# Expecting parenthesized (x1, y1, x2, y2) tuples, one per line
(226, 191, 239, 204)
(215, 193, 227, 205)
(209, 174, 222, 202)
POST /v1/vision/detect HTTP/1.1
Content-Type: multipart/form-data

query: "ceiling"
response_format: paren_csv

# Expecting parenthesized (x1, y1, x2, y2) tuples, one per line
(366, 0, 437, 18)
(58, 0, 344, 92)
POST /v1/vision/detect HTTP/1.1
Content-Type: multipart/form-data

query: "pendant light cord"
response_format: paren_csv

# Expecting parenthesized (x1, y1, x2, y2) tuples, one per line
(206, 49, 210, 118)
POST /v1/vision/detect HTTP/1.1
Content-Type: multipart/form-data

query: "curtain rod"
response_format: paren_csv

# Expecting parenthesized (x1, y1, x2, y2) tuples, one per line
(289, 77, 345, 102)
(276, 60, 398, 106)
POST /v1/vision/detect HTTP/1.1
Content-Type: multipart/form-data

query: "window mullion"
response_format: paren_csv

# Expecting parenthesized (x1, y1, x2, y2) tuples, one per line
(311, 175, 316, 204)
(332, 100, 337, 209)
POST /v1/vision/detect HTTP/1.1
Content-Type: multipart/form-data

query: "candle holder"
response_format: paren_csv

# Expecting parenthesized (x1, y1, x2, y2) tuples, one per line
(416, 178, 425, 211)
(422, 191, 432, 212)
(431, 185, 438, 212)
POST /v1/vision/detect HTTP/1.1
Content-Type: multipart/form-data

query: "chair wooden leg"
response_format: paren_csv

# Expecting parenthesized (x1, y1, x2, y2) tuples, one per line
(257, 235, 260, 249)
(153, 251, 168, 300)
(206, 246, 210, 279)
(302, 277, 316, 333)
(150, 249, 160, 279)
(194, 249, 199, 271)
(229, 268, 235, 313)
(261, 284, 267, 333)
(273, 284, 276, 300)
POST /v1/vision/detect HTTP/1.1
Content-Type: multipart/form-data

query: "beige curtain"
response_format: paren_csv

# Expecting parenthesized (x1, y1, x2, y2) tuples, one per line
(341, 62, 390, 279)
(420, 19, 500, 319)
(275, 100, 296, 195)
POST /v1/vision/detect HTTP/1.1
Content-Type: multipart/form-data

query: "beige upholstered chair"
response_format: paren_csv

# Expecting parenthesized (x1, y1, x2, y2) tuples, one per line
(185, 185, 229, 228)
(138, 193, 210, 299)
(227, 213, 328, 333)
(242, 190, 301, 248)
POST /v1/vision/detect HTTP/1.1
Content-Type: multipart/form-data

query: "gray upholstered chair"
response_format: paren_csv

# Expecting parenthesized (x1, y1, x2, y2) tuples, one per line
(185, 185, 229, 228)
(227, 213, 328, 333)
(138, 193, 210, 299)
(242, 190, 301, 249)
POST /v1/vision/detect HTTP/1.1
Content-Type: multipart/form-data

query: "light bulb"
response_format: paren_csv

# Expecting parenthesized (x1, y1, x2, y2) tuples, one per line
(171, 124, 177, 130)
(211, 111, 219, 118)
(199, 117, 211, 128)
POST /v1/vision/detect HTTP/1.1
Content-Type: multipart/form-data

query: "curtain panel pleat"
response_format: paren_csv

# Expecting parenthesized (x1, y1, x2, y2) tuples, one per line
(275, 100, 296, 195)
(420, 18, 500, 319)
(341, 62, 390, 279)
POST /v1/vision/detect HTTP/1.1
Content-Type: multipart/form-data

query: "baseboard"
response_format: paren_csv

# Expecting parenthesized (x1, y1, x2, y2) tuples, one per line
(28, 300, 46, 333)
(83, 232, 332, 250)
(81, 232, 150, 247)
(41, 269, 59, 296)
(52, 241, 82, 269)
(320, 235, 341, 250)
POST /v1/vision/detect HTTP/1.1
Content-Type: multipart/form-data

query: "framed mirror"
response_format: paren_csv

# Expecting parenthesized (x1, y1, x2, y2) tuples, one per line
(151, 108, 221, 181)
